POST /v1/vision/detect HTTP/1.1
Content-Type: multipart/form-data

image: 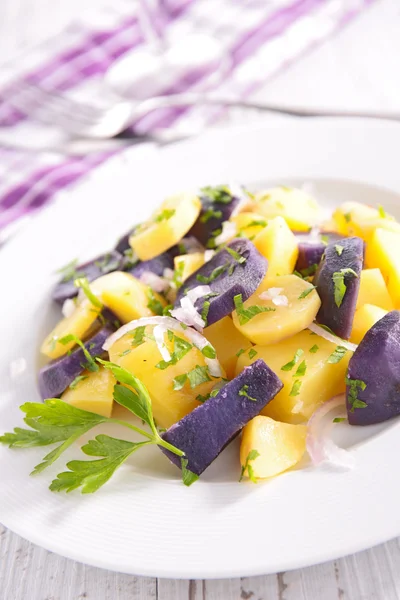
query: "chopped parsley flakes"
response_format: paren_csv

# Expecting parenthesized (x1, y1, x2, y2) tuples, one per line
(281, 349, 304, 372)
(332, 268, 358, 308)
(298, 285, 317, 300)
(289, 380, 302, 397)
(327, 345, 347, 364)
(248, 348, 258, 359)
(200, 185, 232, 204)
(147, 289, 164, 315)
(239, 449, 260, 483)
(309, 344, 319, 354)
(239, 384, 257, 402)
(154, 208, 176, 223)
(334, 244, 344, 256)
(56, 258, 83, 283)
(234, 293, 276, 325)
(200, 208, 223, 223)
(346, 376, 367, 412)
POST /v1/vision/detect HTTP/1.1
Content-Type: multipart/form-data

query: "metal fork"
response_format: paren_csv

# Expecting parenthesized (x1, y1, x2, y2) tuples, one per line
(5, 79, 400, 140)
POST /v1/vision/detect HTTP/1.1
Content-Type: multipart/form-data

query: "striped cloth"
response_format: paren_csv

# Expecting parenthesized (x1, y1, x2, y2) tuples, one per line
(0, 0, 374, 239)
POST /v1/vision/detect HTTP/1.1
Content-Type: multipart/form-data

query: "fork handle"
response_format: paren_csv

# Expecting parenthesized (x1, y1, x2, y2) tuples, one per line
(136, 92, 400, 122)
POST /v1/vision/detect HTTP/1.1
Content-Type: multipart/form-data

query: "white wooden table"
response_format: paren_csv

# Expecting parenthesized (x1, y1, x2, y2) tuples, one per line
(1, 0, 400, 598)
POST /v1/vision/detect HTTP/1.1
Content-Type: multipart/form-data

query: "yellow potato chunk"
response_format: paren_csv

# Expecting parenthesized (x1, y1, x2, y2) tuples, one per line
(236, 330, 351, 423)
(61, 368, 115, 418)
(332, 202, 378, 236)
(174, 252, 205, 283)
(230, 212, 267, 240)
(356, 269, 393, 311)
(92, 271, 166, 323)
(41, 298, 102, 359)
(365, 228, 400, 307)
(253, 216, 298, 277)
(240, 416, 307, 479)
(349, 216, 400, 243)
(350, 304, 387, 344)
(204, 316, 252, 379)
(232, 274, 320, 346)
(109, 327, 223, 428)
(254, 186, 320, 232)
(129, 192, 201, 260)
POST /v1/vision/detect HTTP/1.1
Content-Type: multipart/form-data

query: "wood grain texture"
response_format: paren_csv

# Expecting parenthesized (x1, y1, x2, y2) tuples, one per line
(1, 0, 400, 598)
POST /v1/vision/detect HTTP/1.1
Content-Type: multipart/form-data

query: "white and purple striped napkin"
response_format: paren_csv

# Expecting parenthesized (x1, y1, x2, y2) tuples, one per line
(0, 0, 374, 239)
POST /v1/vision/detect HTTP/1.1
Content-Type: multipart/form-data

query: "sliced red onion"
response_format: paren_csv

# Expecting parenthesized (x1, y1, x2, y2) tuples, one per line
(163, 267, 174, 280)
(307, 394, 355, 469)
(214, 221, 237, 246)
(308, 322, 358, 352)
(103, 315, 221, 376)
(153, 324, 171, 362)
(171, 295, 205, 331)
(272, 295, 289, 307)
(62, 298, 76, 318)
(139, 271, 170, 293)
(186, 285, 212, 304)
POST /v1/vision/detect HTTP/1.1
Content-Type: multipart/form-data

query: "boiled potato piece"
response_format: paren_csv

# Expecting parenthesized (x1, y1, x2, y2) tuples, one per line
(109, 327, 223, 428)
(349, 216, 400, 243)
(253, 216, 298, 277)
(365, 228, 400, 307)
(240, 416, 306, 479)
(129, 192, 201, 260)
(332, 202, 378, 236)
(232, 274, 320, 346)
(204, 316, 252, 379)
(174, 252, 205, 283)
(350, 304, 387, 344)
(230, 212, 267, 240)
(61, 367, 115, 418)
(356, 269, 393, 311)
(41, 298, 102, 359)
(236, 329, 351, 423)
(92, 271, 166, 323)
(254, 186, 320, 231)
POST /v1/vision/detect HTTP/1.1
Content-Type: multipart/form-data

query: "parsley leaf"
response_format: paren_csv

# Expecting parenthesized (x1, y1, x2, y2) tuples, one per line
(289, 380, 302, 397)
(226, 247, 247, 265)
(239, 449, 260, 483)
(56, 259, 83, 283)
(345, 376, 367, 412)
(298, 286, 317, 300)
(378, 204, 386, 218)
(344, 212, 351, 223)
(239, 384, 257, 402)
(236, 348, 245, 357)
(333, 417, 346, 423)
(281, 349, 304, 371)
(234, 293, 275, 325)
(200, 208, 223, 223)
(59, 334, 99, 372)
(69, 375, 88, 389)
(294, 360, 307, 377)
(196, 264, 227, 284)
(172, 374, 188, 391)
(245, 219, 267, 228)
(74, 277, 103, 308)
(200, 300, 211, 326)
(200, 185, 232, 204)
(146, 289, 164, 315)
(154, 209, 176, 223)
(332, 268, 358, 308)
(187, 365, 211, 388)
(335, 244, 344, 256)
(181, 457, 199, 486)
(309, 344, 319, 353)
(202, 345, 217, 359)
(131, 325, 146, 347)
(327, 345, 348, 364)
(248, 348, 258, 359)
(50, 435, 150, 494)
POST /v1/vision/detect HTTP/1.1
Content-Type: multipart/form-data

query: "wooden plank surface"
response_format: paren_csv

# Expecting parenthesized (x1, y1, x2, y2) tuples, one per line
(1, 0, 400, 598)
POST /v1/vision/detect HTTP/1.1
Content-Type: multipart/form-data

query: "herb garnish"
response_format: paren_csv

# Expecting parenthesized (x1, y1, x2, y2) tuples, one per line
(378, 204, 386, 218)
(56, 259, 83, 283)
(154, 209, 176, 223)
(335, 244, 344, 256)
(332, 268, 358, 308)
(245, 220, 267, 228)
(200, 208, 223, 223)
(59, 334, 99, 372)
(74, 277, 103, 308)
(0, 361, 193, 492)
(281, 349, 304, 372)
(156, 334, 192, 370)
(345, 376, 367, 412)
(309, 344, 319, 354)
(131, 326, 146, 347)
(289, 380, 302, 397)
(234, 294, 276, 325)
(239, 449, 260, 483)
(327, 346, 347, 364)
(173, 365, 212, 391)
(294, 360, 307, 377)
(196, 264, 227, 284)
(226, 247, 247, 265)
(69, 375, 88, 389)
(146, 289, 164, 316)
(123, 248, 139, 269)
(200, 185, 232, 204)
(298, 286, 317, 300)
(236, 348, 245, 358)
(239, 385, 257, 402)
(333, 417, 346, 423)
(94, 253, 121, 274)
(181, 458, 199, 486)
(344, 213, 351, 223)
(202, 345, 217, 359)
(248, 348, 258, 359)
(295, 264, 318, 279)
(172, 260, 184, 289)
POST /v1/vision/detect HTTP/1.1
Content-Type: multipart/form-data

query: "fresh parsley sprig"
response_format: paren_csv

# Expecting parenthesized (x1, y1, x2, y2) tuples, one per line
(0, 360, 196, 493)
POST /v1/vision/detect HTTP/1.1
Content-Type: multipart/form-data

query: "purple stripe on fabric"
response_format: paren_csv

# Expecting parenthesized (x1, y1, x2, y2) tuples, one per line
(130, 0, 325, 133)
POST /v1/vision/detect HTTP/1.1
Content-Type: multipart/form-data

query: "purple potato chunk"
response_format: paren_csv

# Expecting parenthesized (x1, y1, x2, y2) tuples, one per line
(174, 238, 268, 327)
(38, 326, 114, 399)
(52, 251, 123, 305)
(187, 185, 241, 247)
(295, 232, 344, 272)
(347, 311, 400, 425)
(160, 359, 283, 476)
(313, 236, 364, 339)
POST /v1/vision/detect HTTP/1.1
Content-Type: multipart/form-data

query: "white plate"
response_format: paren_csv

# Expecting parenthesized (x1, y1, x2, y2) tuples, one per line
(1, 118, 400, 579)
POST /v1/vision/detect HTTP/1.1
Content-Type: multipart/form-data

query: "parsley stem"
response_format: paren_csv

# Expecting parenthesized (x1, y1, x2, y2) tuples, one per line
(108, 419, 185, 458)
